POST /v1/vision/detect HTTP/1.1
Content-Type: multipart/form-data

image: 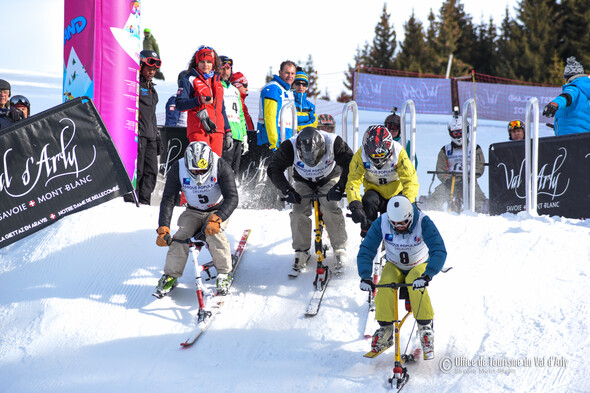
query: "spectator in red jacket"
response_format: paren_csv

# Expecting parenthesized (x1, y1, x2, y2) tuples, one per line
(175, 45, 232, 157)
(230, 71, 255, 131)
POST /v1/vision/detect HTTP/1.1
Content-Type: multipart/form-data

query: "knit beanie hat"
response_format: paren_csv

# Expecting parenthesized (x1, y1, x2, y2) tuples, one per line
(229, 72, 248, 88)
(563, 56, 584, 79)
(0, 79, 10, 95)
(196, 46, 215, 63)
(294, 70, 309, 84)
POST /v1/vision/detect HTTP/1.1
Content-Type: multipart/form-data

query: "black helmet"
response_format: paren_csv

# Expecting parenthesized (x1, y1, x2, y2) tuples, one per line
(384, 107, 400, 135)
(139, 50, 161, 68)
(296, 126, 326, 167)
(184, 141, 213, 185)
(362, 125, 394, 169)
(219, 56, 233, 68)
(9, 95, 30, 115)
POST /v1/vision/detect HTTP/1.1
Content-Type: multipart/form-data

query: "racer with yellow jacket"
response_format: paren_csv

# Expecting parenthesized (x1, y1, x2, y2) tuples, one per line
(346, 125, 419, 237)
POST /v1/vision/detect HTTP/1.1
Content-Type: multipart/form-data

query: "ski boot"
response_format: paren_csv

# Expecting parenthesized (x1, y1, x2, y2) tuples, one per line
(371, 324, 394, 353)
(153, 274, 178, 298)
(216, 273, 232, 296)
(288, 250, 310, 277)
(333, 249, 347, 271)
(418, 320, 435, 360)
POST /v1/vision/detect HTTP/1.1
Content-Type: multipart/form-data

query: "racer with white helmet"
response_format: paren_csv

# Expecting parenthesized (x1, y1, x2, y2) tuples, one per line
(356, 195, 447, 360)
(154, 141, 239, 297)
(425, 111, 486, 212)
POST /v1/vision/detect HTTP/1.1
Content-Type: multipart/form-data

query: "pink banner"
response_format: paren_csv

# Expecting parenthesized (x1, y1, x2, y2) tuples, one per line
(63, 0, 141, 181)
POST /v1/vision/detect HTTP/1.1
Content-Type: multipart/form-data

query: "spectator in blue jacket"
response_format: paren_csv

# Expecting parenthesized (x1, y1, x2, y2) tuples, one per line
(542, 57, 590, 136)
(292, 69, 317, 132)
(257, 60, 296, 154)
(165, 71, 188, 127)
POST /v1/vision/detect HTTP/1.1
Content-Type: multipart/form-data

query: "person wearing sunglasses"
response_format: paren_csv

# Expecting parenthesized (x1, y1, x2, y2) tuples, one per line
(357, 195, 446, 360)
(292, 69, 317, 132)
(175, 45, 232, 158)
(424, 113, 486, 212)
(542, 56, 590, 136)
(219, 55, 247, 173)
(123, 49, 161, 205)
(507, 120, 525, 141)
(384, 107, 418, 168)
(346, 125, 419, 238)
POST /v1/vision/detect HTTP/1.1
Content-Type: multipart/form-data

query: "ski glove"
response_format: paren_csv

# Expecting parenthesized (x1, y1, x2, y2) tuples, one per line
(359, 278, 375, 292)
(223, 132, 234, 151)
(542, 102, 558, 118)
(360, 219, 373, 238)
(204, 214, 223, 236)
(412, 274, 431, 290)
(348, 200, 367, 224)
(283, 187, 302, 204)
(327, 184, 345, 201)
(156, 226, 171, 247)
(197, 109, 217, 134)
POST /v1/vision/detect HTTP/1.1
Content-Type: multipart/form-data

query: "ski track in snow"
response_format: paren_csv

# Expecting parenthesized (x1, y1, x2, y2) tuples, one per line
(1, 196, 590, 391)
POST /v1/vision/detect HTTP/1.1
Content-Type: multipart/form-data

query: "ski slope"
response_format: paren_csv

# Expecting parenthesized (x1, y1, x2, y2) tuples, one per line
(1, 197, 589, 393)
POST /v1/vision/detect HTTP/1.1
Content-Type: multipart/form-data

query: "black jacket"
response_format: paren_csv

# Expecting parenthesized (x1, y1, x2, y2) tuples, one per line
(158, 158, 238, 227)
(138, 75, 159, 140)
(267, 135, 353, 194)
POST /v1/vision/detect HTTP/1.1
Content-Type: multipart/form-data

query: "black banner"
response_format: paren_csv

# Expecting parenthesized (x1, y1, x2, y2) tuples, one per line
(489, 133, 590, 218)
(0, 98, 133, 249)
(158, 126, 188, 174)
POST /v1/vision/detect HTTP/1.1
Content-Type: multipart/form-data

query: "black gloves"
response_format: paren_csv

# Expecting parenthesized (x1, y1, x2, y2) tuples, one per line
(197, 109, 216, 133)
(359, 278, 375, 292)
(349, 200, 372, 237)
(542, 102, 558, 118)
(412, 274, 431, 290)
(283, 187, 302, 204)
(327, 184, 345, 201)
(223, 132, 233, 151)
(348, 200, 366, 224)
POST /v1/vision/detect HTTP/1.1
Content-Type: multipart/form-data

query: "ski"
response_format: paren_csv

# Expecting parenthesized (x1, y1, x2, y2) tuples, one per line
(363, 248, 385, 337)
(304, 267, 331, 316)
(180, 228, 251, 348)
(364, 343, 393, 358)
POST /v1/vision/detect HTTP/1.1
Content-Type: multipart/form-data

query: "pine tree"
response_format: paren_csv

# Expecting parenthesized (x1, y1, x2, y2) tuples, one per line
(396, 10, 428, 73)
(368, 3, 396, 69)
(340, 43, 370, 102)
(556, 0, 590, 70)
(495, 9, 522, 80)
(302, 55, 319, 99)
(470, 18, 498, 75)
(265, 66, 273, 83)
(431, 0, 473, 76)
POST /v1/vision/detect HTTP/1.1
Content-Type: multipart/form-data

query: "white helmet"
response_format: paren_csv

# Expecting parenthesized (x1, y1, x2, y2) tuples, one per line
(448, 115, 469, 146)
(184, 141, 213, 185)
(387, 195, 414, 232)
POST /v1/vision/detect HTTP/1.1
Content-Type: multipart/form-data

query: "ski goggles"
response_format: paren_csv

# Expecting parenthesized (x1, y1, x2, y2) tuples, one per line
(391, 219, 410, 231)
(385, 121, 400, 132)
(220, 58, 233, 68)
(450, 129, 462, 138)
(143, 57, 162, 68)
(370, 151, 388, 158)
(508, 120, 524, 131)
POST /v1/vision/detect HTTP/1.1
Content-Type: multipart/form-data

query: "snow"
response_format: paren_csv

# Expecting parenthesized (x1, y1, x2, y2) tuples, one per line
(1, 110, 589, 393)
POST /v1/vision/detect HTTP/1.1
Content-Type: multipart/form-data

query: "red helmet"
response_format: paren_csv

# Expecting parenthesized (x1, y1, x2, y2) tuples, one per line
(362, 125, 394, 169)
